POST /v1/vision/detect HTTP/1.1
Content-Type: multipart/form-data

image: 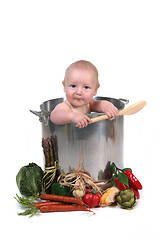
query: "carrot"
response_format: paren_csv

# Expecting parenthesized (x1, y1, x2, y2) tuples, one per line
(40, 194, 86, 206)
(34, 201, 64, 208)
(40, 204, 89, 213)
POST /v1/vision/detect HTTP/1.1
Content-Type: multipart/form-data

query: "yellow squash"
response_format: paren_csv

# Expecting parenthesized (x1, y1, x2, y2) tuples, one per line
(100, 186, 119, 206)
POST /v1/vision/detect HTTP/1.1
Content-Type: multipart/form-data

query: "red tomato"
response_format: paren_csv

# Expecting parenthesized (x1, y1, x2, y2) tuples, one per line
(83, 189, 101, 207)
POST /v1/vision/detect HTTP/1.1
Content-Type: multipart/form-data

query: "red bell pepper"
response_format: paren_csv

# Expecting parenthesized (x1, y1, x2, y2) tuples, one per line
(83, 189, 101, 208)
(124, 170, 142, 190)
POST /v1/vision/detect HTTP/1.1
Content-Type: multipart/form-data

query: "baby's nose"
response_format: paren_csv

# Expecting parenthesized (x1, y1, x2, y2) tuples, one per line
(76, 87, 82, 95)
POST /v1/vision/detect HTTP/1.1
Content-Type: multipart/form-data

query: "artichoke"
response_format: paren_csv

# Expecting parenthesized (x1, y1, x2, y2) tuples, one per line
(116, 189, 136, 209)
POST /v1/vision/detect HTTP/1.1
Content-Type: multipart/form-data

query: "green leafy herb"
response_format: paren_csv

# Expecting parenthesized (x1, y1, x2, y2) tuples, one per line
(122, 168, 132, 172)
(110, 162, 132, 187)
(118, 172, 129, 187)
(18, 207, 39, 218)
(15, 194, 39, 217)
(111, 175, 117, 187)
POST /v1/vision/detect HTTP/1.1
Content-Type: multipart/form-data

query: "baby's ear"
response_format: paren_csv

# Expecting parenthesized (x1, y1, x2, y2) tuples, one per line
(94, 83, 100, 96)
(62, 80, 66, 92)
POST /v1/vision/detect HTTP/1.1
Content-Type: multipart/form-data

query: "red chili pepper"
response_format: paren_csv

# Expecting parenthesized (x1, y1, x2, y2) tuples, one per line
(83, 189, 101, 208)
(130, 188, 140, 199)
(115, 178, 129, 190)
(124, 170, 142, 190)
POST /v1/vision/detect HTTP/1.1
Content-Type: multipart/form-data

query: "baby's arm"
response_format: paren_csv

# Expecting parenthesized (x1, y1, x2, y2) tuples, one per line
(50, 103, 92, 128)
(50, 103, 73, 124)
(90, 99, 119, 119)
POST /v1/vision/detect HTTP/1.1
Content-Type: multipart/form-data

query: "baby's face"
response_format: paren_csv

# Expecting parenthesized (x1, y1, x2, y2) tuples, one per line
(63, 69, 99, 108)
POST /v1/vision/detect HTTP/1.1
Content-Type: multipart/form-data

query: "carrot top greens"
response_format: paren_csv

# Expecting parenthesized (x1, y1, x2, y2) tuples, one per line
(15, 194, 39, 217)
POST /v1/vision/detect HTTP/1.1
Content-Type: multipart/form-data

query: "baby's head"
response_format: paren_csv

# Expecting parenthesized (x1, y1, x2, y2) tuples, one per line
(62, 60, 100, 107)
(63, 60, 100, 88)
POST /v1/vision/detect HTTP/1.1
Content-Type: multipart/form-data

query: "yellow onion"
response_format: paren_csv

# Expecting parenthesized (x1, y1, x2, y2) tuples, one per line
(100, 186, 119, 206)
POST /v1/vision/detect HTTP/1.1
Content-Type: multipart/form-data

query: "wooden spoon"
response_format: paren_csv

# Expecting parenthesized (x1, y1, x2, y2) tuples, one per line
(91, 100, 146, 124)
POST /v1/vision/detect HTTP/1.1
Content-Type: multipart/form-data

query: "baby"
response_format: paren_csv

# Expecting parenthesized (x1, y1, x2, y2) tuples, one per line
(50, 60, 118, 128)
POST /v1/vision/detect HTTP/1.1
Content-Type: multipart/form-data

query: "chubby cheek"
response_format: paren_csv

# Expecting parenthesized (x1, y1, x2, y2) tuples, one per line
(65, 88, 73, 96)
(66, 92, 73, 101)
(84, 92, 95, 102)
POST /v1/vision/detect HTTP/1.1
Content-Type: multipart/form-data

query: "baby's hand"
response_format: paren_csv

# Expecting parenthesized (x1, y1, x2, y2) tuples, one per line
(104, 102, 119, 120)
(70, 112, 92, 128)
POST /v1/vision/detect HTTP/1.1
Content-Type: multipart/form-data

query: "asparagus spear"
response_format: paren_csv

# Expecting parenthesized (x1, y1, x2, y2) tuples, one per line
(51, 135, 59, 162)
(48, 137, 54, 166)
(42, 138, 50, 167)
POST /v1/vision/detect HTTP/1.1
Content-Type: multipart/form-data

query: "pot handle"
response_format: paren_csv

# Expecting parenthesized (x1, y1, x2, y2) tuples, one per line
(29, 110, 50, 126)
(119, 98, 129, 105)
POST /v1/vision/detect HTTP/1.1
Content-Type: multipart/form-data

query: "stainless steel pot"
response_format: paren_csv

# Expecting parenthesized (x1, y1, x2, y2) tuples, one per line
(30, 97, 128, 180)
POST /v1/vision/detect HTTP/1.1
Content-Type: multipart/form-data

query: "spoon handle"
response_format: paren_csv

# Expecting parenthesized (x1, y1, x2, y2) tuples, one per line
(91, 100, 146, 124)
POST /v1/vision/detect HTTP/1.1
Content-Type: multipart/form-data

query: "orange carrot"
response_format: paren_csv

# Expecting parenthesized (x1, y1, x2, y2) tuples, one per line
(34, 201, 64, 208)
(40, 204, 89, 213)
(40, 194, 86, 206)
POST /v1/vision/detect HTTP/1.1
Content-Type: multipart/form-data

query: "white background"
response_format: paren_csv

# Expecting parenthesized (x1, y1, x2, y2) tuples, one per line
(1, 0, 160, 239)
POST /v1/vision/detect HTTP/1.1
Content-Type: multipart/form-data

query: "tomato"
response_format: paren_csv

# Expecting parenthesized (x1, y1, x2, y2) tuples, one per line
(83, 189, 101, 207)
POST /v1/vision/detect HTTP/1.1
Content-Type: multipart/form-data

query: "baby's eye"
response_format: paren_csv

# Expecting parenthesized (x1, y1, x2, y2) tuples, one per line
(84, 86, 89, 89)
(71, 84, 76, 88)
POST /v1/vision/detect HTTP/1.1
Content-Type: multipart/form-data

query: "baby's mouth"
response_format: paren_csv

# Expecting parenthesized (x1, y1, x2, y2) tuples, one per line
(74, 97, 83, 100)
